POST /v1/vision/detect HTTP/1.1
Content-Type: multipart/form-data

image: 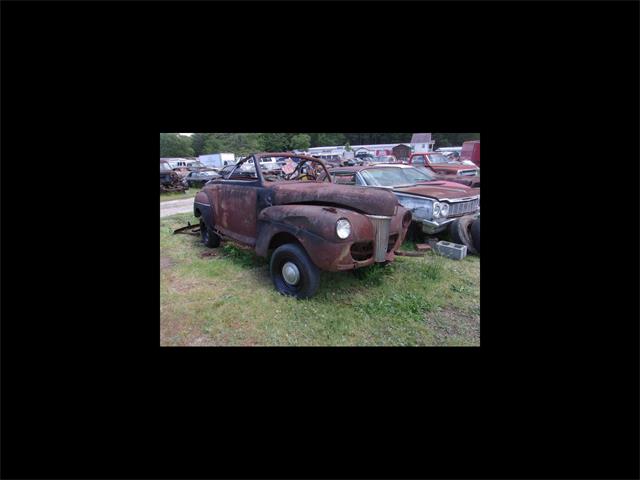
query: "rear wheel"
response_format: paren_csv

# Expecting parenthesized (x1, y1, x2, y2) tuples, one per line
(270, 243, 320, 299)
(200, 218, 220, 248)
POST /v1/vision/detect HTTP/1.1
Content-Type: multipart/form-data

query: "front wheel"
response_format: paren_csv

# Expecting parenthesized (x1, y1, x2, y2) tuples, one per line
(470, 217, 480, 254)
(449, 216, 477, 255)
(270, 243, 320, 299)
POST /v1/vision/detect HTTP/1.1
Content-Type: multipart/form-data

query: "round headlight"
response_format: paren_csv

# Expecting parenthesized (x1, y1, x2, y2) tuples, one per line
(336, 219, 351, 239)
(433, 202, 441, 218)
(440, 203, 449, 217)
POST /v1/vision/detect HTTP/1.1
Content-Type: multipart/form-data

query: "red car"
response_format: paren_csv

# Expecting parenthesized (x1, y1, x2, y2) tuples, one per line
(460, 140, 480, 167)
(408, 152, 479, 177)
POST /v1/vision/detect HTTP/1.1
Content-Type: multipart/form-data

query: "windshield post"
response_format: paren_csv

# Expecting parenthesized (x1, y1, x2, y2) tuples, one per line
(254, 154, 266, 185)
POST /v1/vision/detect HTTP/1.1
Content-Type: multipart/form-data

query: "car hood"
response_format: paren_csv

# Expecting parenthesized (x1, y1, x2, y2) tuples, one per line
(393, 183, 479, 201)
(268, 182, 398, 216)
(430, 164, 474, 172)
(423, 175, 481, 188)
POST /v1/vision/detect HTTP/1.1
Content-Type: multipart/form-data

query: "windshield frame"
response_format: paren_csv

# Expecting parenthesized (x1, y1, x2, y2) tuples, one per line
(224, 153, 333, 185)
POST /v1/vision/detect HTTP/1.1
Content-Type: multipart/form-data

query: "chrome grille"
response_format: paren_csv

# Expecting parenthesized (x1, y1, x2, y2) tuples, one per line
(366, 215, 392, 262)
(448, 198, 480, 217)
(459, 169, 477, 176)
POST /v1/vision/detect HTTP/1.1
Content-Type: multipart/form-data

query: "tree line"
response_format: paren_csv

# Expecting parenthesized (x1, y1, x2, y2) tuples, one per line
(160, 132, 480, 158)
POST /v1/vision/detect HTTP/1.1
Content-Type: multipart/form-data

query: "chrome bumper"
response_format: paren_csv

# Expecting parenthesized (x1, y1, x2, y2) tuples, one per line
(419, 212, 480, 235)
(419, 218, 455, 234)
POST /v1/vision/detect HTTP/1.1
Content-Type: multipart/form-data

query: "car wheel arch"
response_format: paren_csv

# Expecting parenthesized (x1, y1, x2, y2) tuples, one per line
(268, 231, 302, 252)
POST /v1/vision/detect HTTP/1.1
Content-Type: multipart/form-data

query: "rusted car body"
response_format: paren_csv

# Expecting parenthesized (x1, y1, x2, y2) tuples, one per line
(460, 140, 480, 167)
(323, 164, 480, 236)
(160, 160, 187, 193)
(408, 152, 480, 176)
(193, 153, 411, 298)
(173, 161, 219, 178)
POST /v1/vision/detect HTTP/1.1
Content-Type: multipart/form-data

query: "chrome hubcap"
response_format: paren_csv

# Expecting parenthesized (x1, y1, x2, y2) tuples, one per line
(282, 261, 300, 285)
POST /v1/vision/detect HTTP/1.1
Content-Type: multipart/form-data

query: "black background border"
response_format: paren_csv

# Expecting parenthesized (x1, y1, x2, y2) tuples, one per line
(1, 1, 639, 479)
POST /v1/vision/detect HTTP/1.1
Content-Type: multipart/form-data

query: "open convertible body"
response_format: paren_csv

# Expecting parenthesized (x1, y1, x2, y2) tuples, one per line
(193, 153, 412, 298)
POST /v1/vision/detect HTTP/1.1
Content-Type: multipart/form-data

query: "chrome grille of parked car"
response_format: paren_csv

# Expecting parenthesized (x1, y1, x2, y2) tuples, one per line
(366, 215, 392, 262)
(459, 169, 478, 176)
(447, 198, 480, 217)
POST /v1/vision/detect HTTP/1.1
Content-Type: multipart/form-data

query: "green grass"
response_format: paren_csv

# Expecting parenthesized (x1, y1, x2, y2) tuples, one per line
(160, 188, 198, 203)
(160, 212, 480, 346)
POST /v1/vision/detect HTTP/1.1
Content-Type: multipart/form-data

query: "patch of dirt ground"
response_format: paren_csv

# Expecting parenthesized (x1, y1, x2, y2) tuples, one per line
(161, 256, 175, 270)
(423, 306, 480, 346)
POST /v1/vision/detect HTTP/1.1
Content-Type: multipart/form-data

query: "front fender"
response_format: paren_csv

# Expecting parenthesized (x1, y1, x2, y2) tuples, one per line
(193, 191, 211, 225)
(255, 205, 375, 270)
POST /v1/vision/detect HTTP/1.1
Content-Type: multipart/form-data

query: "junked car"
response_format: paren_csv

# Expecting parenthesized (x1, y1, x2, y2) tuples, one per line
(354, 152, 376, 165)
(408, 152, 480, 176)
(184, 169, 222, 188)
(160, 160, 187, 193)
(310, 153, 344, 168)
(193, 153, 412, 299)
(375, 155, 399, 164)
(411, 164, 480, 188)
(322, 164, 480, 251)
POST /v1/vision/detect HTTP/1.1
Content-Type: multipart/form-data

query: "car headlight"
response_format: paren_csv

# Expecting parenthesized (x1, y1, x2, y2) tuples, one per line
(440, 203, 449, 218)
(336, 218, 351, 239)
(433, 202, 441, 218)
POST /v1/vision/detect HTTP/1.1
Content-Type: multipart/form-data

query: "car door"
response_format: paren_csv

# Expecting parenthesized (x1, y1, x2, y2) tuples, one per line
(216, 165, 259, 246)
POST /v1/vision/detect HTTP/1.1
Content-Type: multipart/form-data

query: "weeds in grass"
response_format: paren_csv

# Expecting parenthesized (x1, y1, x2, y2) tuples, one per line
(422, 258, 443, 281)
(399, 239, 416, 252)
(397, 256, 444, 282)
(355, 291, 434, 322)
(352, 263, 395, 286)
(221, 243, 266, 268)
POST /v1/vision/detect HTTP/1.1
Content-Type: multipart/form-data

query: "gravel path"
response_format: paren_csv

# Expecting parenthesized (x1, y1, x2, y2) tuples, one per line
(160, 198, 194, 218)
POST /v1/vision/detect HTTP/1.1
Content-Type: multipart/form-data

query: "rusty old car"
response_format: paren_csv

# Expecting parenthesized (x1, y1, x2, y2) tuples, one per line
(160, 160, 188, 193)
(193, 153, 412, 298)
(322, 164, 480, 253)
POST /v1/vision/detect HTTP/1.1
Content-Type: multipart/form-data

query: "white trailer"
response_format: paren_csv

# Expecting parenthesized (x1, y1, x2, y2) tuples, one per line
(198, 152, 236, 169)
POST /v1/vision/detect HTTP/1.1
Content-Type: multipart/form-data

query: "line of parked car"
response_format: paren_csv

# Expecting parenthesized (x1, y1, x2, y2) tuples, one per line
(160, 159, 222, 192)
(189, 150, 480, 299)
